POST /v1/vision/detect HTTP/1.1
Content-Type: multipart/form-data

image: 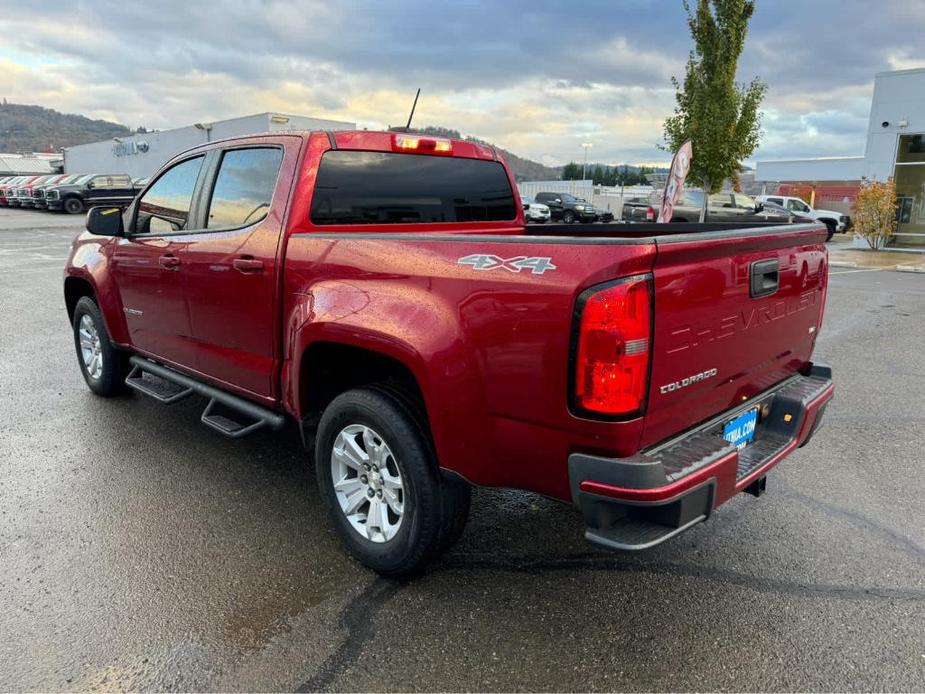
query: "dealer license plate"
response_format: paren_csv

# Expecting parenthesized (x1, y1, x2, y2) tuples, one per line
(723, 408, 758, 449)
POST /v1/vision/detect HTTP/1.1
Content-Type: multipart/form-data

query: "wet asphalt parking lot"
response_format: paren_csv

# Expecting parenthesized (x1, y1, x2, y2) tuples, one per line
(0, 208, 923, 692)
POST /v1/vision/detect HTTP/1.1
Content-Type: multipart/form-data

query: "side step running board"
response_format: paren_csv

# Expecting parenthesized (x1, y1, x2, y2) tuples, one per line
(127, 356, 286, 439)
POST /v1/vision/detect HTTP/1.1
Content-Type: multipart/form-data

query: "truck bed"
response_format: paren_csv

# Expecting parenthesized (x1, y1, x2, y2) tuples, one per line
(526, 220, 824, 239)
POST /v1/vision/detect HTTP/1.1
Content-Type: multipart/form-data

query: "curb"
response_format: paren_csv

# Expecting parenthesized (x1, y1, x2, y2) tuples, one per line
(829, 261, 858, 268)
(896, 264, 925, 274)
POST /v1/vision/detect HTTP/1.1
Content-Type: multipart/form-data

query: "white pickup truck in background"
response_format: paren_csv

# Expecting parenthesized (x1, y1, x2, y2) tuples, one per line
(756, 194, 850, 236)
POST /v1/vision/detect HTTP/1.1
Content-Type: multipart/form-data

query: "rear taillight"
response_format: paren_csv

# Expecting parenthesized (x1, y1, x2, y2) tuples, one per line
(573, 276, 652, 417)
(645, 206, 656, 221)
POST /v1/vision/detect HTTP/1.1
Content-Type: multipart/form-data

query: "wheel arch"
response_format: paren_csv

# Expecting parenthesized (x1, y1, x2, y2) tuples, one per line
(297, 341, 428, 425)
(64, 275, 96, 322)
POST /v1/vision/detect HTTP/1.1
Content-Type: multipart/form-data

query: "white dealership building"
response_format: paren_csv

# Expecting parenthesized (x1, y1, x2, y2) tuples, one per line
(756, 68, 925, 248)
(63, 112, 355, 180)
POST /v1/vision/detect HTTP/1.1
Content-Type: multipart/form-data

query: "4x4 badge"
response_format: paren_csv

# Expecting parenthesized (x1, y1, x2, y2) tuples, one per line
(457, 254, 557, 275)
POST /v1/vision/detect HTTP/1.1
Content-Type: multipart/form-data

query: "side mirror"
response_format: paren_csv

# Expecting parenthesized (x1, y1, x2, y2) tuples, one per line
(554, 198, 562, 204)
(86, 206, 124, 237)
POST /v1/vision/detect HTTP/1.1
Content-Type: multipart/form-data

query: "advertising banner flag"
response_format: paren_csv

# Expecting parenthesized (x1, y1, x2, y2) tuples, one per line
(658, 140, 693, 223)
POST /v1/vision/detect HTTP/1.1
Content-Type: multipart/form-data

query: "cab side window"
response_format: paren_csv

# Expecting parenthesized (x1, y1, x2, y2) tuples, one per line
(734, 194, 755, 209)
(787, 198, 809, 213)
(135, 156, 204, 235)
(206, 148, 283, 229)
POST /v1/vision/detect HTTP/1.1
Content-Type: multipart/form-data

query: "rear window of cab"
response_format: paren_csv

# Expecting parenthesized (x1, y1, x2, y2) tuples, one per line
(309, 150, 516, 225)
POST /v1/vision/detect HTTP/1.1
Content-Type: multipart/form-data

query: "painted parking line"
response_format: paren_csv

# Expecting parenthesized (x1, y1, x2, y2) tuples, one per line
(828, 267, 890, 274)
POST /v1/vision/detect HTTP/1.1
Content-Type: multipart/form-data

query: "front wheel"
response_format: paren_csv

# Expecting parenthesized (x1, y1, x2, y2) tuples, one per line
(72, 296, 131, 396)
(63, 197, 85, 214)
(562, 210, 576, 224)
(315, 387, 470, 576)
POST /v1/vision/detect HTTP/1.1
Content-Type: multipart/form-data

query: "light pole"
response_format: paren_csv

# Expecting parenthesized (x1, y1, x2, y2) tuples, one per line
(580, 142, 592, 180)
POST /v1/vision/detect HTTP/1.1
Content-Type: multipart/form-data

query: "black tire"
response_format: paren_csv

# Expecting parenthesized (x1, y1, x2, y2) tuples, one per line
(562, 210, 576, 224)
(315, 387, 470, 576)
(72, 296, 131, 396)
(823, 220, 835, 242)
(63, 197, 85, 214)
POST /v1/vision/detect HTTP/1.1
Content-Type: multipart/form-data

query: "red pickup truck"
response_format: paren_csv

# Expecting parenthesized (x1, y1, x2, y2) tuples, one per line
(64, 130, 834, 574)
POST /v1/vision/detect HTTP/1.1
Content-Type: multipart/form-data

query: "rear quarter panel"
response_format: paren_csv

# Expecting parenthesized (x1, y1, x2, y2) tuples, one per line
(283, 233, 656, 500)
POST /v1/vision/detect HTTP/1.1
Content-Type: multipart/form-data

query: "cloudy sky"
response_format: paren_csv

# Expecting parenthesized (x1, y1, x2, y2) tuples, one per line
(0, 0, 923, 166)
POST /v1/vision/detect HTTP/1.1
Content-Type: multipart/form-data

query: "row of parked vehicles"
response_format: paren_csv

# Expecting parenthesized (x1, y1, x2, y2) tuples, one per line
(520, 192, 614, 224)
(523, 188, 850, 242)
(0, 173, 143, 214)
(620, 190, 851, 240)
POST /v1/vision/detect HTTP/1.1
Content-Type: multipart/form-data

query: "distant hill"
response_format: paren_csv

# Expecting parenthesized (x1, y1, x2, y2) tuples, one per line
(0, 102, 132, 153)
(392, 125, 562, 181)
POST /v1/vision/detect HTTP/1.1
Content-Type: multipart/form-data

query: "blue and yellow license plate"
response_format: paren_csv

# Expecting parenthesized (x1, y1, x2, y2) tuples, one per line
(723, 408, 758, 449)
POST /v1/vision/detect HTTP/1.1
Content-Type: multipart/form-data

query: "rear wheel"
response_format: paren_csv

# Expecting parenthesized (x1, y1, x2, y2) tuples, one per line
(72, 297, 131, 396)
(63, 197, 85, 214)
(822, 220, 835, 242)
(315, 387, 470, 575)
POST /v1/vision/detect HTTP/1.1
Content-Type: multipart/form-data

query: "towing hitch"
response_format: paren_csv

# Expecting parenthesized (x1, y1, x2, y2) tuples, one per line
(744, 476, 767, 498)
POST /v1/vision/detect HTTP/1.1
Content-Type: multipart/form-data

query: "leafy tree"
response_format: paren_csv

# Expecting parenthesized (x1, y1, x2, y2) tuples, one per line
(853, 179, 897, 250)
(663, 0, 767, 221)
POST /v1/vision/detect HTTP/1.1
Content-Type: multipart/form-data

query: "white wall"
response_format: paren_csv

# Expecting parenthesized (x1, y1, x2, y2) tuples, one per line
(63, 112, 354, 179)
(865, 68, 925, 180)
(517, 180, 595, 200)
(755, 156, 866, 182)
(755, 69, 925, 183)
(517, 181, 657, 216)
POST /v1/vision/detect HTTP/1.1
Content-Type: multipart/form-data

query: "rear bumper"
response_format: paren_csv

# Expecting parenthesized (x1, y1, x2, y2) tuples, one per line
(569, 363, 834, 551)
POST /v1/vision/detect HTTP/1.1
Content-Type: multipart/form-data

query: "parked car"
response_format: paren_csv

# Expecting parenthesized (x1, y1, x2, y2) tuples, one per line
(594, 205, 615, 222)
(534, 191, 598, 223)
(132, 177, 150, 194)
(32, 174, 85, 209)
(756, 195, 849, 236)
(664, 191, 829, 235)
(46, 174, 136, 214)
(65, 130, 833, 575)
(621, 196, 657, 222)
(521, 196, 551, 223)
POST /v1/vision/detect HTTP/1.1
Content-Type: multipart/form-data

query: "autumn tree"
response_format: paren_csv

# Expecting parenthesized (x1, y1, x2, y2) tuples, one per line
(853, 179, 897, 250)
(663, 0, 767, 221)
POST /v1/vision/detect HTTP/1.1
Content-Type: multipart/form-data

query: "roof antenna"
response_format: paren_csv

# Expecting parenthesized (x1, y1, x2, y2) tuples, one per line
(404, 88, 421, 132)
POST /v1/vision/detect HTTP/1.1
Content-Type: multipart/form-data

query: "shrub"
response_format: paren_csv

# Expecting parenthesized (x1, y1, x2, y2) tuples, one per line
(852, 179, 897, 250)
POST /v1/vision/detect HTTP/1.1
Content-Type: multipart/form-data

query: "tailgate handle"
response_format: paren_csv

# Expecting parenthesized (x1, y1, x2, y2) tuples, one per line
(750, 259, 779, 298)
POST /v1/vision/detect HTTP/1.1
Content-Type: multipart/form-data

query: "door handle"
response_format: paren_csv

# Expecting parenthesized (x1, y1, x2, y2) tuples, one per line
(158, 254, 180, 270)
(749, 258, 779, 298)
(233, 257, 264, 273)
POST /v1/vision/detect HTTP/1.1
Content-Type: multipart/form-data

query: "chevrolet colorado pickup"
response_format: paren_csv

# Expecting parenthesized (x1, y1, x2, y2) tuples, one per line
(65, 130, 834, 575)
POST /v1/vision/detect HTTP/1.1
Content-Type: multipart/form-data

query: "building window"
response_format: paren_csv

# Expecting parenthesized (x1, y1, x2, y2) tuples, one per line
(894, 134, 925, 247)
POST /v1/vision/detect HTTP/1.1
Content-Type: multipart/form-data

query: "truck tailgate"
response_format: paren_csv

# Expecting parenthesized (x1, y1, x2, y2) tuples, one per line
(640, 225, 828, 448)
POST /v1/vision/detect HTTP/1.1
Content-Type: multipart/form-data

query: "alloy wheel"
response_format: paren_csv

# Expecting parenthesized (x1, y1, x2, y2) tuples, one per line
(78, 314, 103, 380)
(330, 424, 405, 543)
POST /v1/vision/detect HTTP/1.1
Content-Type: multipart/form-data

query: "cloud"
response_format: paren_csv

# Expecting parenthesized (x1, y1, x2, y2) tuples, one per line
(0, 0, 923, 165)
